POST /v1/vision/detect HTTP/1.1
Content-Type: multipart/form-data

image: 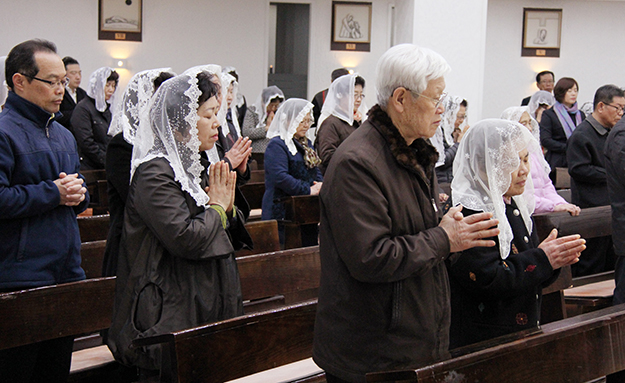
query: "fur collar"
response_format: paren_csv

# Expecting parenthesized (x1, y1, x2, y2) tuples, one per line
(368, 105, 439, 181)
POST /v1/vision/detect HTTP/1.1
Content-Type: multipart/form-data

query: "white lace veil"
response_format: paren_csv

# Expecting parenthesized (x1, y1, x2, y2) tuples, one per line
(183, 65, 224, 165)
(266, 98, 314, 156)
(87, 67, 117, 113)
(440, 94, 465, 146)
(318, 73, 367, 128)
(253, 86, 285, 125)
(108, 68, 174, 143)
(220, 71, 241, 138)
(580, 101, 594, 117)
(130, 73, 209, 207)
(528, 90, 555, 119)
(500, 106, 551, 176)
(430, 126, 446, 168)
(0, 56, 7, 107)
(222, 66, 246, 110)
(451, 119, 538, 260)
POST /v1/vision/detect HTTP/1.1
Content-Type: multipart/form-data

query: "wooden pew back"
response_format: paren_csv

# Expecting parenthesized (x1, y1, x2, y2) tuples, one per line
(240, 182, 265, 210)
(235, 219, 280, 257)
(366, 303, 625, 383)
(80, 240, 107, 279)
(0, 278, 115, 351)
(133, 299, 318, 383)
(77, 214, 110, 242)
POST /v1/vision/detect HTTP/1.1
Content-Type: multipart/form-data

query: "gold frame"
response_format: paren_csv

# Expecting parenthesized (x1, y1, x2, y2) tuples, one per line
(99, 0, 142, 42)
(331, 1, 372, 52)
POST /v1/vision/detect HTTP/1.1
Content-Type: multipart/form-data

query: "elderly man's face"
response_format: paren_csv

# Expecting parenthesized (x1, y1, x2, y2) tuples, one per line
(404, 77, 446, 141)
(597, 96, 625, 128)
(17, 52, 66, 114)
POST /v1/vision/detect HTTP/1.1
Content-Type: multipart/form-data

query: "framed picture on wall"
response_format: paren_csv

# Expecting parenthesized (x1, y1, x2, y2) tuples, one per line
(521, 8, 562, 57)
(99, 0, 142, 42)
(331, 1, 372, 52)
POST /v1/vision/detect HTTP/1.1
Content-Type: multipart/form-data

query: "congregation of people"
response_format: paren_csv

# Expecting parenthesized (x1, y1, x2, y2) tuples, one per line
(2, 37, 625, 383)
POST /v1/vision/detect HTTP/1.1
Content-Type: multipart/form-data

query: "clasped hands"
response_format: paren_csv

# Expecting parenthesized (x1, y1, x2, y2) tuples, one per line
(224, 136, 252, 173)
(204, 161, 237, 214)
(54, 172, 87, 207)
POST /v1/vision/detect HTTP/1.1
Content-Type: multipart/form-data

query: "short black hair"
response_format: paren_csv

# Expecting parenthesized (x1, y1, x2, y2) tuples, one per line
(227, 69, 239, 82)
(593, 84, 625, 110)
(553, 77, 579, 103)
(331, 68, 350, 82)
(536, 70, 554, 84)
(107, 70, 120, 86)
(62, 56, 79, 68)
(355, 75, 365, 88)
(197, 71, 220, 105)
(5, 39, 57, 89)
(460, 99, 468, 108)
(153, 71, 175, 92)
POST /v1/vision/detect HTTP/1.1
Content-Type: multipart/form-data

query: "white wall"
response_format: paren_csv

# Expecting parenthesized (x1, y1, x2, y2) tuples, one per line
(0, 0, 395, 105)
(484, 0, 625, 120)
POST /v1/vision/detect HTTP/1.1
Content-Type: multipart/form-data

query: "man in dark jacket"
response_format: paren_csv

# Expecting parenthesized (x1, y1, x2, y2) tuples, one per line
(0, 39, 89, 383)
(521, 70, 554, 106)
(313, 44, 501, 383)
(604, 92, 625, 383)
(57, 56, 86, 131)
(567, 84, 625, 276)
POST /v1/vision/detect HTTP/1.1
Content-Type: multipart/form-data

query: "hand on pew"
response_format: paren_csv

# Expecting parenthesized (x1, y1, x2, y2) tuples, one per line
(440, 205, 500, 252)
(55, 172, 87, 206)
(310, 181, 322, 195)
(538, 228, 586, 269)
(553, 202, 581, 216)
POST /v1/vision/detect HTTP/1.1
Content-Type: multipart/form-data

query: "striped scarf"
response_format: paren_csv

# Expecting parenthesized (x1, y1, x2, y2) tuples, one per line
(553, 101, 583, 138)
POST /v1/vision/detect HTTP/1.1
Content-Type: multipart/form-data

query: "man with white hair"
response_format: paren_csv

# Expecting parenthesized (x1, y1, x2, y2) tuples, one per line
(313, 44, 501, 382)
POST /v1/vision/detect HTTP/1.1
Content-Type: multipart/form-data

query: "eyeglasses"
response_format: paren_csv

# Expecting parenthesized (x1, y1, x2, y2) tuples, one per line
(539, 80, 554, 85)
(405, 89, 447, 109)
(301, 118, 314, 126)
(23, 74, 69, 89)
(354, 93, 365, 100)
(603, 103, 625, 114)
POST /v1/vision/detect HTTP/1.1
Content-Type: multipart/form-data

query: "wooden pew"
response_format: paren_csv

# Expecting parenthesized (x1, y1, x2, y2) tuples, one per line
(250, 169, 264, 183)
(366, 303, 625, 383)
(239, 182, 265, 210)
(250, 152, 264, 169)
(564, 270, 615, 317)
(82, 169, 108, 215)
(282, 195, 320, 249)
(80, 240, 107, 279)
(77, 214, 110, 242)
(533, 205, 613, 323)
(554, 167, 570, 189)
(236, 219, 280, 257)
(132, 299, 323, 383)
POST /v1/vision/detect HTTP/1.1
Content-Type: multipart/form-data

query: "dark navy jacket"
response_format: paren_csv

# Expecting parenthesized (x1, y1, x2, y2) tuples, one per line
(0, 92, 88, 290)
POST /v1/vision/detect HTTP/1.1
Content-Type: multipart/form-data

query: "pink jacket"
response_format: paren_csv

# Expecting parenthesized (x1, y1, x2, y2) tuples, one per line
(530, 152, 568, 213)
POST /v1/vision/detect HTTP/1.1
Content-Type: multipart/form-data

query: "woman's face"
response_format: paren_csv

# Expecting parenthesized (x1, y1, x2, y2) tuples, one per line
(105, 80, 116, 101)
(455, 105, 466, 129)
(563, 85, 578, 106)
(266, 99, 281, 114)
(226, 84, 234, 109)
(353, 84, 364, 113)
(504, 148, 530, 198)
(294, 112, 313, 139)
(196, 96, 220, 151)
(518, 111, 532, 132)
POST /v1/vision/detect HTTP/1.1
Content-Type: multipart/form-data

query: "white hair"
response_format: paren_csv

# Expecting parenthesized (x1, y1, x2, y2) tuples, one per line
(376, 44, 450, 108)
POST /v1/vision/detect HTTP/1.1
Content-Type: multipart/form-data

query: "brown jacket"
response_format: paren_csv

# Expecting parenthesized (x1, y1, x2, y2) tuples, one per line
(315, 114, 359, 174)
(313, 105, 451, 382)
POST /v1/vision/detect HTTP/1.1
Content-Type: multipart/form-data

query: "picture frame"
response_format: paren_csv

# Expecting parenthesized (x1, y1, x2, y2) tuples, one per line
(331, 1, 372, 52)
(521, 8, 562, 57)
(99, 0, 142, 42)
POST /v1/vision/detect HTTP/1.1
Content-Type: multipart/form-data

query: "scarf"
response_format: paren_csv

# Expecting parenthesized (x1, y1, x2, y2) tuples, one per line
(296, 137, 322, 169)
(553, 101, 582, 138)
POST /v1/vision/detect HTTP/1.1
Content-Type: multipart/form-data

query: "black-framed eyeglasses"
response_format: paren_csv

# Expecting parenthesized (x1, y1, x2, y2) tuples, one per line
(603, 103, 625, 114)
(22, 74, 69, 89)
(404, 88, 447, 109)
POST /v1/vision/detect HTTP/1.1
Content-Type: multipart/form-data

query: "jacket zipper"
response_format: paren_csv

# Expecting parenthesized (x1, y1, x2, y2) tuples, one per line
(45, 114, 54, 138)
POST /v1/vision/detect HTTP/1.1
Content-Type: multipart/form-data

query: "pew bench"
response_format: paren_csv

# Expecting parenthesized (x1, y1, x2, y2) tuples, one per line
(77, 214, 110, 242)
(366, 303, 625, 382)
(235, 219, 281, 257)
(564, 270, 615, 317)
(282, 195, 320, 249)
(82, 169, 108, 215)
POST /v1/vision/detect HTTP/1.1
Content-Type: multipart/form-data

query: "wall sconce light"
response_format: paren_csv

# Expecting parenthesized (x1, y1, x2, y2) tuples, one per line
(112, 59, 128, 70)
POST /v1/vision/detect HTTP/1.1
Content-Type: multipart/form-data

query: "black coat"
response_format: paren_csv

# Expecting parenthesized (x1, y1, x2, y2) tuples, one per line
(566, 115, 609, 208)
(57, 87, 86, 130)
(539, 107, 585, 171)
(605, 116, 625, 256)
(447, 202, 558, 349)
(315, 114, 359, 175)
(70, 96, 112, 169)
(108, 157, 252, 370)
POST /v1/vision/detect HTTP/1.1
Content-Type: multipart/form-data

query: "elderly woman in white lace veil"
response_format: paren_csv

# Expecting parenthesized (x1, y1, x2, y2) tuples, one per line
(447, 118, 585, 349)
(241, 85, 285, 154)
(262, 98, 323, 246)
(0, 56, 7, 108)
(108, 72, 252, 377)
(102, 68, 175, 277)
(70, 66, 119, 169)
(431, 95, 467, 183)
(527, 90, 555, 123)
(314, 73, 367, 174)
(501, 106, 580, 216)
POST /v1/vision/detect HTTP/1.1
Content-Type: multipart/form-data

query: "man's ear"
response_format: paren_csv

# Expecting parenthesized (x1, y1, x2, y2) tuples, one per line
(388, 87, 409, 114)
(12, 73, 27, 93)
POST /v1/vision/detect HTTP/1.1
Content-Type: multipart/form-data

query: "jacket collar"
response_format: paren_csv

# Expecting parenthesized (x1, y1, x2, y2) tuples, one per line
(367, 104, 439, 181)
(4, 91, 57, 128)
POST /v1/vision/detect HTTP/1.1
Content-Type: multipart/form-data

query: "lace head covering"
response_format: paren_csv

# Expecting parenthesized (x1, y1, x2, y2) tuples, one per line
(580, 101, 594, 117)
(220, 71, 241, 137)
(130, 73, 209, 207)
(0, 56, 7, 106)
(440, 94, 465, 146)
(318, 73, 367, 127)
(253, 86, 284, 125)
(183, 65, 224, 165)
(87, 67, 117, 112)
(528, 90, 555, 119)
(266, 98, 314, 156)
(451, 119, 538, 260)
(501, 106, 551, 175)
(108, 68, 174, 143)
